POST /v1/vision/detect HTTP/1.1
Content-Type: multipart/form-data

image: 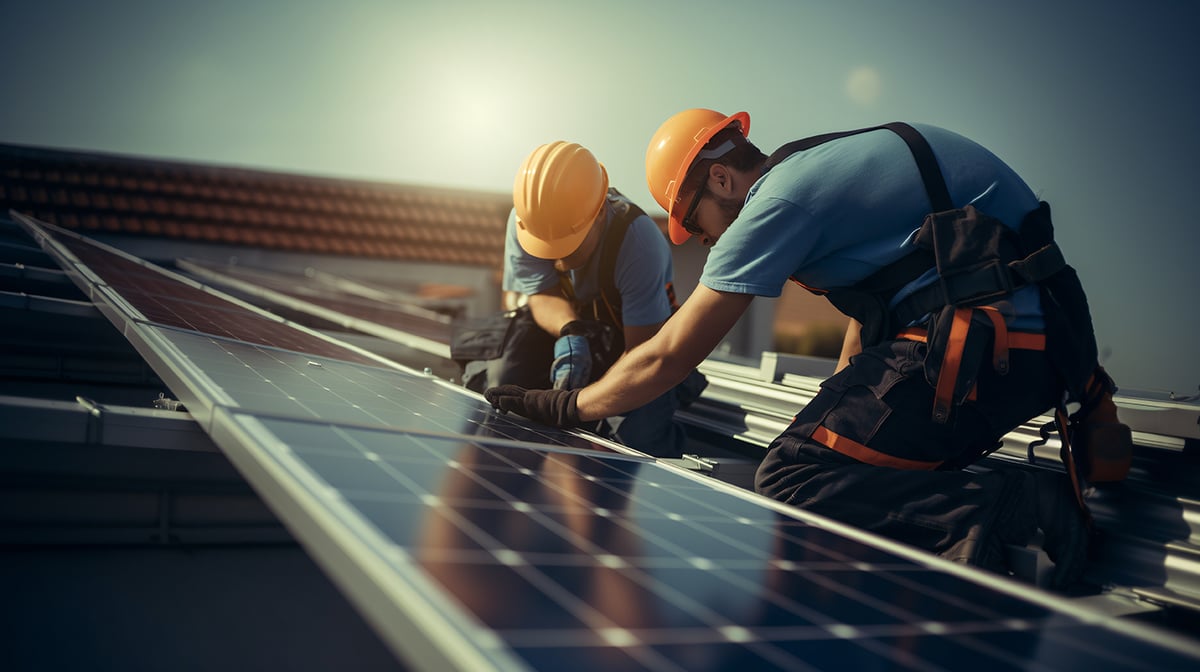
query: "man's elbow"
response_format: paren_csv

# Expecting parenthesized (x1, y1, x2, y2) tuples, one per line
(651, 346, 701, 387)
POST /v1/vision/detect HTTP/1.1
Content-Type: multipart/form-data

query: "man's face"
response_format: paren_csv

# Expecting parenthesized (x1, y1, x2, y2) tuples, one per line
(678, 183, 739, 247)
(553, 209, 604, 271)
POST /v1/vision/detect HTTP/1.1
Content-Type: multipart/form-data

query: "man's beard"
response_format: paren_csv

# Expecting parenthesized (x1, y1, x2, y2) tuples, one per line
(715, 194, 745, 221)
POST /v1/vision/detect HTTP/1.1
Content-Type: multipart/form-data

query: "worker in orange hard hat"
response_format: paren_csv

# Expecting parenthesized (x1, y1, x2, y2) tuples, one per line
(644, 108, 752, 246)
(468, 140, 705, 457)
(488, 109, 1131, 591)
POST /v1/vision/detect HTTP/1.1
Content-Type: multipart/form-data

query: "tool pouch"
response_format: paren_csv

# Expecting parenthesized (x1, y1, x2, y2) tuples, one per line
(1068, 368, 1133, 483)
(912, 205, 1024, 308)
(913, 205, 1028, 424)
(451, 305, 555, 393)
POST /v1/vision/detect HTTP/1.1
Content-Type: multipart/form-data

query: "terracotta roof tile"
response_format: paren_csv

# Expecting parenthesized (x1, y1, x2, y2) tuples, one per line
(1, 142, 516, 268)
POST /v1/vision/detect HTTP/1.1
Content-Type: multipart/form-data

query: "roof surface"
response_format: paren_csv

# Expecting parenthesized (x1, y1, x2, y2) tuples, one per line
(1, 142, 514, 266)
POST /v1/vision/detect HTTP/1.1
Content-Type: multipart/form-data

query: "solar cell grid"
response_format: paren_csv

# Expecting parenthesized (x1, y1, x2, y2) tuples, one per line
(54, 233, 380, 365)
(230, 417, 1195, 671)
(176, 258, 453, 345)
(151, 327, 619, 452)
(18, 214, 1200, 671)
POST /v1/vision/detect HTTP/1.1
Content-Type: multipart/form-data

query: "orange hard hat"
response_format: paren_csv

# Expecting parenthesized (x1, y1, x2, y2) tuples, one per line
(645, 108, 750, 244)
(512, 141, 609, 260)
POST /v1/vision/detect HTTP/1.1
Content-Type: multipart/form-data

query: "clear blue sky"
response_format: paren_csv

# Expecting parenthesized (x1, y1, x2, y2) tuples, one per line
(3, 0, 1198, 395)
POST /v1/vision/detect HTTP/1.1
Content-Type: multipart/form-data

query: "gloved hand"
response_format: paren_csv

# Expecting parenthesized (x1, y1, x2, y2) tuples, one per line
(551, 332, 591, 390)
(484, 385, 582, 428)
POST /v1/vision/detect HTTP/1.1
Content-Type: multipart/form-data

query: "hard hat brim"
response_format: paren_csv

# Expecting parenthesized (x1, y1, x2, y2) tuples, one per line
(666, 111, 750, 245)
(515, 216, 594, 260)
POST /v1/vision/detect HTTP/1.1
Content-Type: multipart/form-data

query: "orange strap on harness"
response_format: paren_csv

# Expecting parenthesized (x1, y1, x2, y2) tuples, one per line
(811, 426, 944, 470)
(810, 312, 1050, 470)
(895, 322, 1046, 351)
(934, 308, 972, 423)
(897, 308, 1046, 424)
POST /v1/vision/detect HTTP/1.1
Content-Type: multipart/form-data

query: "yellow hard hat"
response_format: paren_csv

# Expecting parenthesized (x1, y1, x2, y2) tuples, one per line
(645, 108, 750, 244)
(512, 141, 609, 260)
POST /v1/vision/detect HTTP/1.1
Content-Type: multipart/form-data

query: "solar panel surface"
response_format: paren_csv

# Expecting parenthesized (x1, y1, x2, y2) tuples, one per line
(18, 213, 1200, 672)
(175, 257, 454, 348)
(146, 326, 619, 452)
(53, 233, 382, 366)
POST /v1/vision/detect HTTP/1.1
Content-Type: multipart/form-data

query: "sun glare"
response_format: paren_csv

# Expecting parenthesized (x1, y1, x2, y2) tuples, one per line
(846, 66, 883, 105)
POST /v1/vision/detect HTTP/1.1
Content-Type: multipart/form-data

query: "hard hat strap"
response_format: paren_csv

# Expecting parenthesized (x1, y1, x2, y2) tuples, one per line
(696, 138, 736, 162)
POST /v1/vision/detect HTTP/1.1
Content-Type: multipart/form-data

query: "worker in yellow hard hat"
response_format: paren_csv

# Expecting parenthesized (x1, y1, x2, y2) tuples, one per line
(484, 141, 705, 457)
(488, 109, 1131, 591)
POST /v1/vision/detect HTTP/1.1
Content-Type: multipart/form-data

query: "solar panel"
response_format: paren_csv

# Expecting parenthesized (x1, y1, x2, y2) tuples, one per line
(50, 231, 383, 366)
(16, 211, 1200, 671)
(139, 326, 620, 453)
(175, 257, 454, 358)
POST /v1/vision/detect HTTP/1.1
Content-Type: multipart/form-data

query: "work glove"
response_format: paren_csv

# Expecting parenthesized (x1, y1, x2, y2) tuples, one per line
(484, 385, 582, 428)
(551, 330, 592, 390)
(552, 319, 613, 389)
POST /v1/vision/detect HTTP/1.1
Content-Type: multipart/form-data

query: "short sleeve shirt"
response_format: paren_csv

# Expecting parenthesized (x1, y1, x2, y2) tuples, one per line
(699, 123, 1045, 330)
(503, 192, 674, 328)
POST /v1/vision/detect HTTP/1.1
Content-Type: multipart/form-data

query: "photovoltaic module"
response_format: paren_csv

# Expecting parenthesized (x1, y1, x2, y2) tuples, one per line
(175, 257, 453, 357)
(17, 212, 1199, 671)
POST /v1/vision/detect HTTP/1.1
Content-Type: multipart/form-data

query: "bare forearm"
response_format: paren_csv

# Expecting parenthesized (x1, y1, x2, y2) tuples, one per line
(576, 342, 689, 421)
(484, 287, 752, 431)
(527, 292, 577, 337)
(576, 285, 755, 422)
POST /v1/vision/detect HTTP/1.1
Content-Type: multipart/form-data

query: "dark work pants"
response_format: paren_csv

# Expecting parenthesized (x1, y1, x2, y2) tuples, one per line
(754, 339, 1061, 568)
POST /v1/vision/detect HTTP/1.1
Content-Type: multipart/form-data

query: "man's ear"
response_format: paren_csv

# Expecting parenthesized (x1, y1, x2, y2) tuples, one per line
(707, 163, 734, 196)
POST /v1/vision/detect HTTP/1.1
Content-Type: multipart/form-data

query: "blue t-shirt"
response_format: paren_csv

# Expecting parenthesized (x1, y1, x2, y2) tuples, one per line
(503, 192, 674, 328)
(699, 123, 1044, 329)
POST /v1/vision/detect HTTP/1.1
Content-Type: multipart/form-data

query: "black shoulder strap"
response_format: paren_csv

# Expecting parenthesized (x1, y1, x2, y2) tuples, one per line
(772, 123, 953, 344)
(764, 122, 953, 212)
(596, 188, 643, 328)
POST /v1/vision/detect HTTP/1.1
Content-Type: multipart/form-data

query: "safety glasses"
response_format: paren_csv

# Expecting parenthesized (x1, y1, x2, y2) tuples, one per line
(680, 186, 706, 236)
